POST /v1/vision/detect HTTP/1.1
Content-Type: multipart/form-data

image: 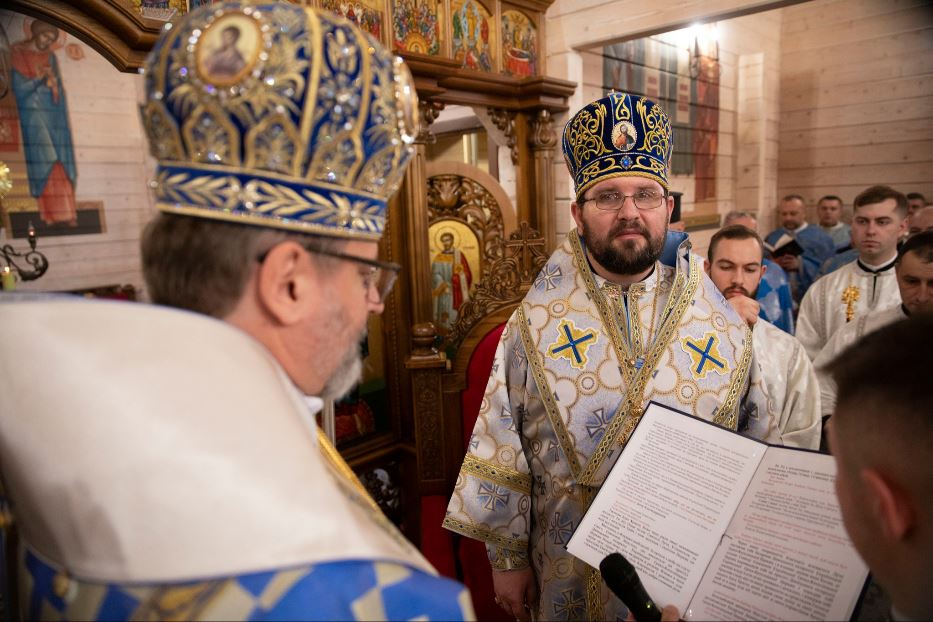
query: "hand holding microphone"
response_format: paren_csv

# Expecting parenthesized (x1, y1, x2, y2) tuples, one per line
(599, 553, 680, 622)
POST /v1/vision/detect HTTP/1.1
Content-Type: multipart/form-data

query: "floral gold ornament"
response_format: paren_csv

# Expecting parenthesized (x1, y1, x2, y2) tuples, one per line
(140, 3, 420, 240)
(841, 285, 860, 322)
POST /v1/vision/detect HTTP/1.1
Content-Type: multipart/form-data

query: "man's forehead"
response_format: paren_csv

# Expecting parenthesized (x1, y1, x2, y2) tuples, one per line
(713, 238, 762, 262)
(780, 200, 803, 211)
(855, 198, 900, 217)
(819, 199, 842, 207)
(591, 177, 663, 193)
(898, 252, 933, 276)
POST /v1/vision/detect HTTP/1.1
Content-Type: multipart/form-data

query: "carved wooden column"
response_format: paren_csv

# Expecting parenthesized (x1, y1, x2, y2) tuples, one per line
(530, 109, 558, 252)
(405, 322, 449, 496)
(401, 100, 444, 325)
(513, 112, 534, 229)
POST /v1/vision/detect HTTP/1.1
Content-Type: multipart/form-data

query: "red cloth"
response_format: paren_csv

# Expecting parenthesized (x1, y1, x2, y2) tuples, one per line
(38, 162, 77, 225)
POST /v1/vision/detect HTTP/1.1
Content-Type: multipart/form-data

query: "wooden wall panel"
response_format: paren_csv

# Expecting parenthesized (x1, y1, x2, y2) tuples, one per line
(777, 0, 933, 209)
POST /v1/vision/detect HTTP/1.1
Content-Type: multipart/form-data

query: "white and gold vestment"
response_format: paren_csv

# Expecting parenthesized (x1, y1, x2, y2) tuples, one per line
(797, 258, 901, 360)
(444, 231, 784, 620)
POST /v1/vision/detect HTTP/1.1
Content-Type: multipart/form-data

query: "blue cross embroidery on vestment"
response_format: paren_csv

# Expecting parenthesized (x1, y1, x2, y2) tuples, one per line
(681, 332, 730, 380)
(547, 319, 598, 369)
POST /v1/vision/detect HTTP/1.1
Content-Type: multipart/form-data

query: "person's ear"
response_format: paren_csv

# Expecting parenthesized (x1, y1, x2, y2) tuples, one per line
(571, 201, 584, 233)
(861, 467, 916, 541)
(703, 258, 710, 275)
(255, 241, 315, 326)
(665, 194, 674, 223)
(760, 262, 768, 277)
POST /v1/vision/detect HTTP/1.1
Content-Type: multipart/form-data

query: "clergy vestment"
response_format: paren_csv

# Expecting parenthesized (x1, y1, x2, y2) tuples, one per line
(764, 223, 836, 302)
(758, 258, 795, 334)
(821, 222, 852, 253)
(444, 231, 786, 621)
(813, 304, 908, 419)
(749, 319, 821, 450)
(0, 297, 473, 621)
(796, 257, 901, 360)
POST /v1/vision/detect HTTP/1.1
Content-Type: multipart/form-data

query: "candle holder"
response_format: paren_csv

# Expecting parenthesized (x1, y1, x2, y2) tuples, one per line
(1, 222, 49, 283)
(0, 162, 49, 285)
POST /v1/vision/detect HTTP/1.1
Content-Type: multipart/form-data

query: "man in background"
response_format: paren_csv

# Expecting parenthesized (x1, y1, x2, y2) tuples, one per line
(764, 194, 835, 303)
(723, 210, 795, 333)
(817, 195, 851, 253)
(906, 192, 927, 219)
(796, 185, 907, 359)
(706, 225, 821, 450)
(814, 230, 933, 426)
(908, 204, 933, 236)
(825, 315, 933, 620)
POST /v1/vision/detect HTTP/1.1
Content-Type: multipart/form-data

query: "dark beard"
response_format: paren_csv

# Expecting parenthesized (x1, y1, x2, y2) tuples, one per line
(581, 218, 665, 276)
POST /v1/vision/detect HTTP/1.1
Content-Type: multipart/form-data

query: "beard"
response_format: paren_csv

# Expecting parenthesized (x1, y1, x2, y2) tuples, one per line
(321, 344, 363, 401)
(580, 216, 666, 276)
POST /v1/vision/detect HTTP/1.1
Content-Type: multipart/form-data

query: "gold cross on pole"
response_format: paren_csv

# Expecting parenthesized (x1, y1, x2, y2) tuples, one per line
(841, 286, 860, 322)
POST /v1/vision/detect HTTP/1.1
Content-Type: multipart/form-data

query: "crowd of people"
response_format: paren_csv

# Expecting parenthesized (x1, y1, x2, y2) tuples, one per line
(0, 2, 930, 621)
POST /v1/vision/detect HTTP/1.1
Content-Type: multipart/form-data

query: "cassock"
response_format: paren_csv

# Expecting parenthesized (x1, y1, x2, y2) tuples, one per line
(0, 297, 473, 621)
(758, 258, 795, 334)
(749, 320, 821, 450)
(444, 231, 784, 621)
(813, 304, 908, 419)
(764, 223, 835, 301)
(796, 257, 901, 360)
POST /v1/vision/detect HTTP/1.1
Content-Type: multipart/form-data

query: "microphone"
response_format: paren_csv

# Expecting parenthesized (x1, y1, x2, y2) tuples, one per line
(599, 552, 662, 622)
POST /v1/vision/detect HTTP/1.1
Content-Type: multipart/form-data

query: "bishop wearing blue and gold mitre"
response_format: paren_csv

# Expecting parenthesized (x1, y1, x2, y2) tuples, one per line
(0, 2, 472, 620)
(443, 92, 818, 620)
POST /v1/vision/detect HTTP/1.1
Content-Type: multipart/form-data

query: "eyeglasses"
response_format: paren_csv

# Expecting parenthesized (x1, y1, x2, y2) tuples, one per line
(582, 189, 666, 211)
(258, 244, 401, 304)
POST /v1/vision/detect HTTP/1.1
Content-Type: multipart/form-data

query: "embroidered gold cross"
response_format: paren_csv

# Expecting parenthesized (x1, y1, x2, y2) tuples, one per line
(841, 286, 860, 322)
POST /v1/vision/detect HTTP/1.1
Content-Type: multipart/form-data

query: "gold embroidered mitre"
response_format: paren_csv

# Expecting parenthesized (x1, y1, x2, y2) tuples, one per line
(140, 1, 419, 240)
(561, 91, 673, 199)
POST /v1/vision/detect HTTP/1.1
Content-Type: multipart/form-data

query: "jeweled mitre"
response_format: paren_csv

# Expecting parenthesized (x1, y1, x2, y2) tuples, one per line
(140, 1, 419, 239)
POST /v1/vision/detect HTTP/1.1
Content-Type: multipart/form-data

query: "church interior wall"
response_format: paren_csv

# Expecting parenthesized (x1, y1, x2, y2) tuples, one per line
(0, 8, 156, 296)
(776, 0, 933, 219)
(546, 0, 932, 254)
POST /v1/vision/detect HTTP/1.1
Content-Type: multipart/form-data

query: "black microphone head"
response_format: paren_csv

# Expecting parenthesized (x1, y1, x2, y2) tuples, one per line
(600, 552, 637, 583)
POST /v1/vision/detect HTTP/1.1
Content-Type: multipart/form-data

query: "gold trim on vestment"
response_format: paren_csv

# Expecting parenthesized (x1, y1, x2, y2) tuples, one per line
(517, 305, 584, 479)
(577, 249, 702, 487)
(569, 231, 637, 385)
(441, 517, 529, 552)
(461, 454, 532, 493)
(717, 324, 753, 430)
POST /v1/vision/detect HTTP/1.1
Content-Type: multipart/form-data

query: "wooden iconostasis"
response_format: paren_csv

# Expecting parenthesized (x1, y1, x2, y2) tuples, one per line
(5, 0, 573, 542)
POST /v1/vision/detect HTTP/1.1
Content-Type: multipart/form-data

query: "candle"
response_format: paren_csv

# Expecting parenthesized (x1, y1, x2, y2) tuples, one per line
(1, 266, 15, 291)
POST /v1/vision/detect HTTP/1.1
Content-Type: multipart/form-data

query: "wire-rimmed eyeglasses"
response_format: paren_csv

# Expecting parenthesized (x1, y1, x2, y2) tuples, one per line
(258, 244, 401, 304)
(581, 189, 666, 211)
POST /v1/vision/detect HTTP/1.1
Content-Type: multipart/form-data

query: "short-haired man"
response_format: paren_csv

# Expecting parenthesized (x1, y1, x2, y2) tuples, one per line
(796, 185, 907, 359)
(706, 225, 821, 449)
(817, 195, 852, 253)
(723, 210, 795, 334)
(445, 92, 790, 621)
(764, 194, 836, 303)
(908, 204, 933, 236)
(0, 4, 472, 620)
(825, 315, 933, 620)
(814, 230, 933, 423)
(906, 192, 927, 219)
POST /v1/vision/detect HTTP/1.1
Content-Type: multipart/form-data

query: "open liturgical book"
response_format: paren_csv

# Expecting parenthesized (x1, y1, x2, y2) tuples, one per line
(567, 402, 870, 621)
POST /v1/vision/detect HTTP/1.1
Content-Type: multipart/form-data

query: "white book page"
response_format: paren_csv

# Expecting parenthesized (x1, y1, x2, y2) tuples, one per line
(566, 403, 767, 613)
(686, 448, 869, 621)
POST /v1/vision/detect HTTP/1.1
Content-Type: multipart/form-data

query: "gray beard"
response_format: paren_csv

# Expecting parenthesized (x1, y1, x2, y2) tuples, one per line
(320, 345, 363, 401)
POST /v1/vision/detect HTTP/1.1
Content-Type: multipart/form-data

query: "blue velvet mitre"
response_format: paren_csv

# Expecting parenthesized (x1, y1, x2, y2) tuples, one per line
(139, 1, 419, 240)
(562, 91, 673, 199)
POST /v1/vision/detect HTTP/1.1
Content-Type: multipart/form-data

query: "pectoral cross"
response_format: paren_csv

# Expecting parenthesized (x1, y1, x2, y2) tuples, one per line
(841, 286, 860, 322)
